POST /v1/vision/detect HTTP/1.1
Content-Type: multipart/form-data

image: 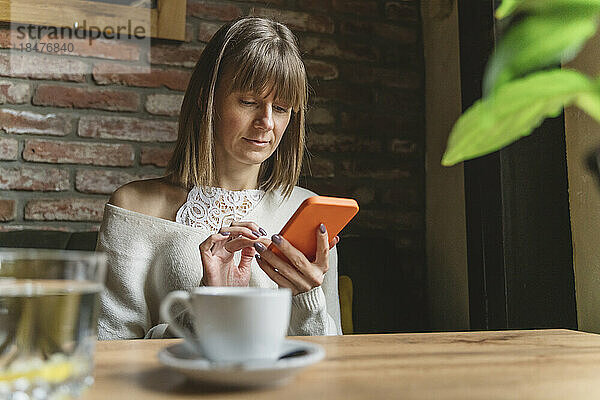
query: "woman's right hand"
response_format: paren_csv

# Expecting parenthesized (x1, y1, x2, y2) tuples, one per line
(199, 221, 271, 287)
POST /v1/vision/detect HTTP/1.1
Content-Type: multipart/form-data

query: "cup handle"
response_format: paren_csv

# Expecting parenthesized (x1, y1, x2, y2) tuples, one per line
(160, 290, 200, 353)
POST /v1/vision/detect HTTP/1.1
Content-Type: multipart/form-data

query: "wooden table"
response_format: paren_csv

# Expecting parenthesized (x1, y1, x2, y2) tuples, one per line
(84, 329, 600, 399)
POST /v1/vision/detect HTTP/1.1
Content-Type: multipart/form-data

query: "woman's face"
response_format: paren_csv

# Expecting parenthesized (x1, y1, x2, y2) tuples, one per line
(212, 80, 292, 169)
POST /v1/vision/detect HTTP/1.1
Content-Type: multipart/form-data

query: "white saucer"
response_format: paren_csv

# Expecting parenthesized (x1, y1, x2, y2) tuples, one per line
(157, 339, 325, 388)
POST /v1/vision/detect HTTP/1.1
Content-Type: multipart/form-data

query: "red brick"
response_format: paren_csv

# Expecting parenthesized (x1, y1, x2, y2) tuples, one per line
(382, 44, 420, 69)
(25, 198, 107, 222)
(0, 166, 69, 191)
(297, 0, 332, 11)
(340, 110, 419, 134)
(0, 80, 31, 104)
(5, 27, 142, 60)
(340, 65, 421, 89)
(75, 169, 160, 194)
(187, 1, 243, 21)
(385, 1, 419, 21)
(23, 139, 134, 167)
(300, 37, 378, 62)
(31, 34, 140, 61)
(0, 225, 77, 232)
(332, 0, 379, 16)
(307, 132, 382, 152)
(374, 88, 421, 112)
(92, 62, 191, 91)
(145, 94, 184, 116)
(197, 21, 224, 43)
(0, 109, 73, 136)
(0, 53, 88, 82)
(351, 186, 375, 205)
(0, 28, 13, 48)
(0, 137, 19, 160)
(0, 27, 35, 49)
(353, 210, 422, 230)
(0, 199, 16, 222)
(376, 23, 417, 43)
(381, 186, 420, 207)
(302, 157, 334, 178)
(150, 44, 205, 68)
(78, 116, 177, 142)
(185, 24, 195, 43)
(339, 20, 417, 43)
(33, 85, 139, 112)
(304, 59, 339, 80)
(339, 20, 371, 36)
(339, 158, 412, 179)
(390, 139, 418, 155)
(307, 107, 335, 125)
(250, 8, 334, 34)
(140, 146, 173, 167)
(312, 81, 373, 105)
(303, 181, 353, 199)
(244, 0, 286, 5)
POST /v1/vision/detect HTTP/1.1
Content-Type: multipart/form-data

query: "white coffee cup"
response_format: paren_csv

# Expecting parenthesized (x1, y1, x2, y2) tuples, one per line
(160, 287, 292, 362)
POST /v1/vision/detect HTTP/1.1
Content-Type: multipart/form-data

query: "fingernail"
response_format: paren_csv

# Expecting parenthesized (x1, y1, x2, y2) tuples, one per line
(251, 230, 260, 238)
(255, 253, 261, 261)
(220, 231, 230, 236)
(271, 234, 282, 244)
(254, 242, 266, 253)
(259, 227, 267, 236)
(319, 223, 326, 234)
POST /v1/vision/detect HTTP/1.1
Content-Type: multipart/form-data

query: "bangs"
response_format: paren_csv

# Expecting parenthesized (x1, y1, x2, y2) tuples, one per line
(223, 41, 307, 112)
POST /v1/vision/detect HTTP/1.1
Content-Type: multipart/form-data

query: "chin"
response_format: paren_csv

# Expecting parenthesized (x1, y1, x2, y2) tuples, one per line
(237, 155, 269, 165)
(237, 149, 273, 164)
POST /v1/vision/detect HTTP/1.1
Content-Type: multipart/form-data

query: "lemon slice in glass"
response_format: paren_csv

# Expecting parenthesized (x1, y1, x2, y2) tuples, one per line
(0, 355, 76, 384)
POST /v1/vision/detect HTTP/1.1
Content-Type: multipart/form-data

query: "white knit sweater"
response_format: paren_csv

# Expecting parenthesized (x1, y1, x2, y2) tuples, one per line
(96, 186, 342, 339)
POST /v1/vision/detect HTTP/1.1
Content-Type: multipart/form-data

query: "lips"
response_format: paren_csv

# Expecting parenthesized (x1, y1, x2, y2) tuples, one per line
(243, 138, 269, 144)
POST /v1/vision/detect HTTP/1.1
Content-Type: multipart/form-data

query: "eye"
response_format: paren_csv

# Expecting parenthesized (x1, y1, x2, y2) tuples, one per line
(240, 99, 257, 106)
(274, 105, 290, 113)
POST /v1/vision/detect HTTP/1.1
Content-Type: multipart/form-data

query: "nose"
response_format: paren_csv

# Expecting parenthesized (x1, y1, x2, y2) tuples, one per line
(254, 104, 274, 131)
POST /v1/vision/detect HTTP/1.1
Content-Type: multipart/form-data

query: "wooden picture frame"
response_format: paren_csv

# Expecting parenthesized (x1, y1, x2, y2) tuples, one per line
(0, 0, 186, 41)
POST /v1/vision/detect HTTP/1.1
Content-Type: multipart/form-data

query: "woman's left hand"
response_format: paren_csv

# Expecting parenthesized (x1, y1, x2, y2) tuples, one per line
(253, 223, 339, 296)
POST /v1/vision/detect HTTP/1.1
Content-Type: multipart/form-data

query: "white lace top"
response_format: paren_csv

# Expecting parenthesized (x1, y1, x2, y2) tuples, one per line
(175, 186, 266, 232)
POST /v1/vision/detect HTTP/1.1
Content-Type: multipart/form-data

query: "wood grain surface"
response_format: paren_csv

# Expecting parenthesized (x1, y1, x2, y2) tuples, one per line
(84, 329, 600, 399)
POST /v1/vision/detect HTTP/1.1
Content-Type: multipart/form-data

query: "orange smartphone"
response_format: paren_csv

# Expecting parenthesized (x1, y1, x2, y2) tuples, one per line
(268, 196, 359, 262)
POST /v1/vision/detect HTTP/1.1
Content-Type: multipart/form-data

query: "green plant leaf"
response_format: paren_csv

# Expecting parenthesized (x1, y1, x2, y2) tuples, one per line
(442, 69, 600, 166)
(496, 0, 600, 19)
(484, 14, 598, 95)
(496, 0, 520, 18)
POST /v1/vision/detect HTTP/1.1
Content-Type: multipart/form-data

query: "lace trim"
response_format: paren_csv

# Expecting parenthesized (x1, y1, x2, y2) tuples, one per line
(175, 186, 265, 232)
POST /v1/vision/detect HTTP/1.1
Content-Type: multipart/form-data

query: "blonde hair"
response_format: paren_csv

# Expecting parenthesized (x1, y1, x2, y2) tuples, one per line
(166, 17, 308, 199)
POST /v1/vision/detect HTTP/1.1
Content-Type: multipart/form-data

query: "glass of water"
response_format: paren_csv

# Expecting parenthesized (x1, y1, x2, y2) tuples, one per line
(0, 249, 106, 400)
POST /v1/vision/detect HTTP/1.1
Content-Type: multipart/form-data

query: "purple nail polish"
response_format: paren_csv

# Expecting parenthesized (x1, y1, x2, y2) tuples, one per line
(319, 223, 326, 234)
(252, 230, 260, 238)
(255, 253, 261, 261)
(254, 242, 266, 253)
(220, 231, 230, 236)
(259, 227, 267, 236)
(271, 234, 282, 244)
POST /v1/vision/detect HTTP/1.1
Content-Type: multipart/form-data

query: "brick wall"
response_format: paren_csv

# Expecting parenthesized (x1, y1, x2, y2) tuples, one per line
(0, 0, 425, 332)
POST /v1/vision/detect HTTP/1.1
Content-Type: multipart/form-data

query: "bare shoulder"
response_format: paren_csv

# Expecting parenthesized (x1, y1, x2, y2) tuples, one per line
(109, 177, 188, 221)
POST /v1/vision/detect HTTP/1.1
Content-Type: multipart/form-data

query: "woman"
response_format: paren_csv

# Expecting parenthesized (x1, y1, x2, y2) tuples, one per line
(97, 17, 342, 339)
